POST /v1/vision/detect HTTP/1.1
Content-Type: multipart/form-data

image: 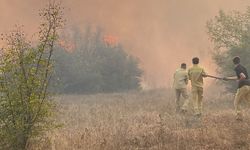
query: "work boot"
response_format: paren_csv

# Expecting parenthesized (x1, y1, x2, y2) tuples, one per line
(180, 109, 187, 115)
(194, 113, 202, 119)
(235, 113, 243, 121)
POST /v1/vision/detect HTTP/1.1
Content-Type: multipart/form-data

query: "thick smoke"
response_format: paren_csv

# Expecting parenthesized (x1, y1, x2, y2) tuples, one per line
(1, 0, 250, 88)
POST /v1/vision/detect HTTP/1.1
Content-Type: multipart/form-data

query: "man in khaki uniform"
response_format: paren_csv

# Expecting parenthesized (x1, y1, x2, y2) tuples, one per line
(187, 57, 207, 117)
(224, 56, 250, 121)
(173, 63, 189, 113)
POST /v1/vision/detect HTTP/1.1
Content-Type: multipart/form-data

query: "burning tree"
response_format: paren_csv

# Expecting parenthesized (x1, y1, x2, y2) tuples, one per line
(0, 1, 64, 149)
(53, 26, 143, 93)
(103, 35, 119, 47)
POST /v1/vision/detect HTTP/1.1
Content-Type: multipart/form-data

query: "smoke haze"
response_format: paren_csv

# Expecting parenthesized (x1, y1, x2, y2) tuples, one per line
(1, 0, 250, 87)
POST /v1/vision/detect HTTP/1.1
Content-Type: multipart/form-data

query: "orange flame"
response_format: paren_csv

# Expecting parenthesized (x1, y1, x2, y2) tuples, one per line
(103, 35, 118, 46)
(58, 40, 76, 53)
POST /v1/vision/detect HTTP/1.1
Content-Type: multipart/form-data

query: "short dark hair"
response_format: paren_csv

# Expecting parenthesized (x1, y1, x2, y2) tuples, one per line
(192, 57, 199, 64)
(181, 63, 186, 68)
(233, 56, 240, 65)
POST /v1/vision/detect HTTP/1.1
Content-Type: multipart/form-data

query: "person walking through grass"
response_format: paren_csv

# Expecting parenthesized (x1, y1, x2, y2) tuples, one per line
(182, 57, 207, 118)
(173, 63, 189, 113)
(223, 56, 250, 121)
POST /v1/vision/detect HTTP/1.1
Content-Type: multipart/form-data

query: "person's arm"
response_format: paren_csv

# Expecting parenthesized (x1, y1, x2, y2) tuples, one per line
(239, 72, 246, 80)
(224, 73, 246, 81)
(225, 66, 247, 81)
(173, 72, 176, 79)
(223, 76, 238, 81)
(202, 68, 207, 77)
(188, 69, 191, 80)
(184, 74, 188, 85)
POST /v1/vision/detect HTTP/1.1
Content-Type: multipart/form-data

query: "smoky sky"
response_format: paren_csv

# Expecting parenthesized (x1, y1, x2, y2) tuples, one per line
(1, 0, 250, 87)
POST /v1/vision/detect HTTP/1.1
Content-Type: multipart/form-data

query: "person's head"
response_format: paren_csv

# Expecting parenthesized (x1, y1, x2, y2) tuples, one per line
(181, 63, 187, 69)
(192, 57, 199, 65)
(233, 56, 240, 65)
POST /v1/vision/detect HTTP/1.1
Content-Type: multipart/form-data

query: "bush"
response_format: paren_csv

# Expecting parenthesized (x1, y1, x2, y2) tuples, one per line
(0, 1, 64, 149)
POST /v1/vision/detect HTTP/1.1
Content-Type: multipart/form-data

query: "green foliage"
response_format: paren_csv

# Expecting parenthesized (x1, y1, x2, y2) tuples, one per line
(53, 27, 143, 93)
(207, 7, 250, 91)
(0, 1, 64, 149)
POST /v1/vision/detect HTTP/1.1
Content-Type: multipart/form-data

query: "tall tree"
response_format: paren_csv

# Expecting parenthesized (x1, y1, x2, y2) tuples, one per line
(207, 7, 250, 91)
(0, 1, 64, 149)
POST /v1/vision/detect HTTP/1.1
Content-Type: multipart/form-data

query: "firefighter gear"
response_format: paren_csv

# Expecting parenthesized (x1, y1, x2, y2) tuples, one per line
(188, 65, 206, 115)
(173, 68, 189, 112)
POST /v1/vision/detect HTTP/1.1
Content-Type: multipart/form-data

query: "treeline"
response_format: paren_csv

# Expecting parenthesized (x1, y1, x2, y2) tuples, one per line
(53, 27, 143, 94)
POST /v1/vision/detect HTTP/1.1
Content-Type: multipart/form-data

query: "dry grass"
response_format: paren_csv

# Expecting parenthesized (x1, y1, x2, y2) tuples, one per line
(30, 89, 250, 150)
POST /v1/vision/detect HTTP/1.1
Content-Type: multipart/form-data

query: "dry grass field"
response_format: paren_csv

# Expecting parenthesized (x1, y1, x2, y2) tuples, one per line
(31, 88, 250, 150)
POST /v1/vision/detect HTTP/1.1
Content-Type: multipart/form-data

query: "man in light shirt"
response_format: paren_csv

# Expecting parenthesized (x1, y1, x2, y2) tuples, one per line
(173, 63, 189, 113)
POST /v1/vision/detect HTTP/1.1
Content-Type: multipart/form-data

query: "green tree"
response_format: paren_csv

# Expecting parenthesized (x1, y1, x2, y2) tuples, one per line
(0, 1, 64, 149)
(207, 8, 250, 91)
(53, 26, 143, 93)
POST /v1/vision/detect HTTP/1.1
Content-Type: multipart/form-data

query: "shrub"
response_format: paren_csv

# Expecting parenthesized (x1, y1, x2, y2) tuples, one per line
(0, 1, 64, 149)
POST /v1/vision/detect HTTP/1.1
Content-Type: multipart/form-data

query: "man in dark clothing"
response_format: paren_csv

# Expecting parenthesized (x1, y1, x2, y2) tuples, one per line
(224, 56, 250, 120)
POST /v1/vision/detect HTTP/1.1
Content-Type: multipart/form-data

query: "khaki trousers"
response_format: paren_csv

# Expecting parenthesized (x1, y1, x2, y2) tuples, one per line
(175, 88, 189, 112)
(234, 85, 250, 116)
(191, 86, 203, 115)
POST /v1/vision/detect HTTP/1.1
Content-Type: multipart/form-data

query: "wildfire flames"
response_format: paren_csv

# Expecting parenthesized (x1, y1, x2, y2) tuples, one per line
(58, 40, 76, 53)
(58, 35, 118, 53)
(103, 35, 118, 46)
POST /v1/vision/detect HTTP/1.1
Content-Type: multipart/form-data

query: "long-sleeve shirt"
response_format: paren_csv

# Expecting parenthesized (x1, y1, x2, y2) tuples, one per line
(188, 65, 206, 88)
(173, 68, 188, 89)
